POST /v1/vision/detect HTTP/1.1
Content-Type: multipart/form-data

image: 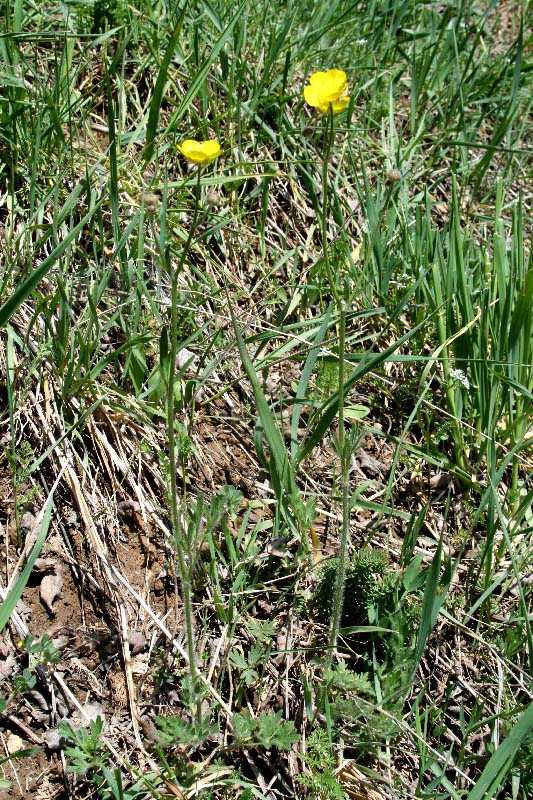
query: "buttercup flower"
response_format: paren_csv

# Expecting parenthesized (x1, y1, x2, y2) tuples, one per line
(304, 69, 350, 114)
(177, 139, 221, 165)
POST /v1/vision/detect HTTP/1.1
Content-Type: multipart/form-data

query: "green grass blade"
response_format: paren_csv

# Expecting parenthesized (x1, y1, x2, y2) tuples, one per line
(0, 478, 59, 634)
(296, 317, 426, 466)
(0, 186, 100, 328)
(508, 264, 533, 353)
(411, 535, 453, 680)
(161, 1, 247, 138)
(466, 701, 533, 800)
(143, 5, 187, 163)
(227, 295, 302, 535)
(470, 19, 523, 196)
(290, 305, 332, 462)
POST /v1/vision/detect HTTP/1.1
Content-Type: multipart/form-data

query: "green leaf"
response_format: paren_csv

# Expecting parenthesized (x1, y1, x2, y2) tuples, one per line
(232, 710, 299, 750)
(411, 535, 453, 679)
(159, 325, 170, 384)
(155, 714, 218, 748)
(227, 294, 302, 536)
(143, 6, 188, 163)
(0, 482, 57, 634)
(228, 648, 247, 670)
(0, 747, 39, 767)
(343, 404, 370, 421)
(466, 702, 533, 800)
(403, 554, 425, 592)
(0, 184, 101, 329)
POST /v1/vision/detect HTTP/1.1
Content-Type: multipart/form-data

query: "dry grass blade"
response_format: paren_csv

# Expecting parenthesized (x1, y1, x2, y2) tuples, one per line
(337, 762, 391, 800)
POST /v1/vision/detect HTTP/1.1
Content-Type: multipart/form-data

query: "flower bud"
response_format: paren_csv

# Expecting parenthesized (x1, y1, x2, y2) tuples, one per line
(387, 169, 402, 182)
(142, 192, 161, 213)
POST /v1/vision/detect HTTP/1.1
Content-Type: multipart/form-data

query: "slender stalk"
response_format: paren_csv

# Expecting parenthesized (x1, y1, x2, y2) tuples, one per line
(319, 111, 350, 665)
(327, 298, 349, 663)
(165, 168, 203, 715)
(319, 113, 341, 308)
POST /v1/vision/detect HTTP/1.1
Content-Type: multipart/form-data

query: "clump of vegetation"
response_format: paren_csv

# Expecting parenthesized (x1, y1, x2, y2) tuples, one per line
(313, 547, 391, 629)
(298, 728, 345, 800)
(315, 547, 421, 657)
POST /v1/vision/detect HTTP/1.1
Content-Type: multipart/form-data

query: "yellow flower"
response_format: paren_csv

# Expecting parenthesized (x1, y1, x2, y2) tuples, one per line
(304, 69, 350, 114)
(177, 139, 221, 165)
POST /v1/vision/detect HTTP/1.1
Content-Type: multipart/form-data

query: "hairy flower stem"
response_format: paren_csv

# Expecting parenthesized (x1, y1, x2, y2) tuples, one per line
(166, 168, 203, 718)
(320, 112, 350, 666)
(319, 113, 341, 309)
(328, 302, 350, 664)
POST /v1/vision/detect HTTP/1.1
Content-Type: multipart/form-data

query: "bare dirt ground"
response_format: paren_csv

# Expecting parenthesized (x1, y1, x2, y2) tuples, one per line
(0, 355, 422, 798)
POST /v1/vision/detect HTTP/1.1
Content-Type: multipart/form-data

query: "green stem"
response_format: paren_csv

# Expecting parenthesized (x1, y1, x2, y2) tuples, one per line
(328, 299, 349, 664)
(320, 113, 341, 308)
(319, 111, 350, 665)
(166, 168, 203, 717)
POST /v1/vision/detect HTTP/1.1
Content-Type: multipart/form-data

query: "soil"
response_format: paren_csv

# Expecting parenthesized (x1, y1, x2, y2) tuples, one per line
(0, 369, 415, 798)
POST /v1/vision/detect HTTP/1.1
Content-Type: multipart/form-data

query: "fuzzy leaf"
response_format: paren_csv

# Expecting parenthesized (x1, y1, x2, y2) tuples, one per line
(232, 710, 299, 750)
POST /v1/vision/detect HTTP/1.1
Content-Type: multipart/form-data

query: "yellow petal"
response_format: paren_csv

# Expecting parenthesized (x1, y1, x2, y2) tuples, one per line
(178, 138, 221, 164)
(322, 69, 347, 97)
(330, 94, 350, 114)
(304, 84, 322, 108)
(177, 139, 200, 153)
(200, 140, 221, 161)
(309, 70, 328, 86)
(177, 139, 201, 158)
(304, 69, 349, 113)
